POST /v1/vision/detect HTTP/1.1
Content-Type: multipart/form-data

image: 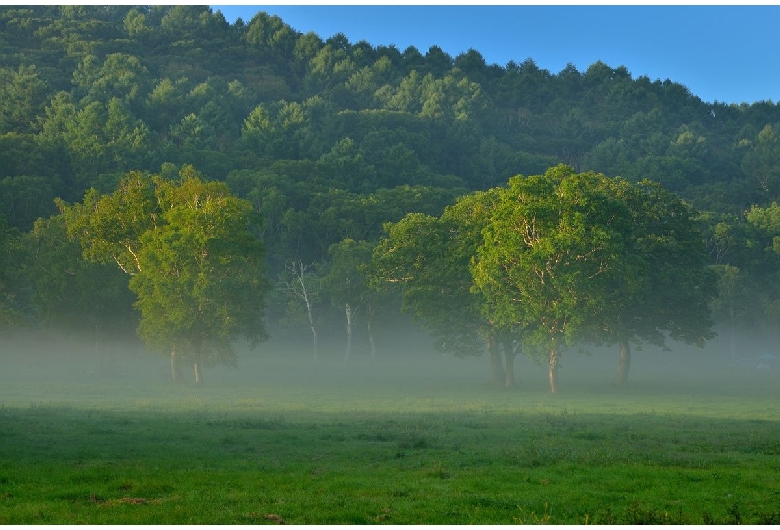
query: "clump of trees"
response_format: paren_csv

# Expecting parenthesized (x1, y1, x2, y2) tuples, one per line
(373, 165, 717, 392)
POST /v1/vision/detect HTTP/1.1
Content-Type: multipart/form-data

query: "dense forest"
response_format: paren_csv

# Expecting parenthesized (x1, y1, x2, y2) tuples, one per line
(2, 6, 780, 388)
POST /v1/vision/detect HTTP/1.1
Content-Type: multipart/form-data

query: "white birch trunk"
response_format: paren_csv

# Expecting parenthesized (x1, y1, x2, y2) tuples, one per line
(343, 302, 353, 364)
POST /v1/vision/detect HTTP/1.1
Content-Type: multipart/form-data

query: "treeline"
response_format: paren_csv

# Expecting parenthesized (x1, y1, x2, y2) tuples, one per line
(3, 7, 780, 230)
(2, 6, 780, 386)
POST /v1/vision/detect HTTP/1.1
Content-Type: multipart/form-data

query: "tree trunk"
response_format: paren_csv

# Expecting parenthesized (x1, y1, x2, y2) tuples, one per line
(288, 261, 319, 364)
(343, 302, 353, 364)
(170, 345, 178, 383)
(310, 325, 319, 364)
(505, 351, 517, 387)
(501, 337, 516, 387)
(193, 361, 201, 385)
(303, 287, 318, 364)
(193, 340, 202, 385)
(614, 339, 631, 387)
(487, 336, 505, 384)
(548, 348, 559, 394)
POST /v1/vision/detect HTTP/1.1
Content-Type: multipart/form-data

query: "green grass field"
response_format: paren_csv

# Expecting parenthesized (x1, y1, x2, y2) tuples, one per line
(1, 336, 779, 524)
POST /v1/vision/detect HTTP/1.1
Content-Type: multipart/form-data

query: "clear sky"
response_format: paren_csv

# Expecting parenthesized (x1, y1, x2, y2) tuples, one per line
(210, 4, 780, 106)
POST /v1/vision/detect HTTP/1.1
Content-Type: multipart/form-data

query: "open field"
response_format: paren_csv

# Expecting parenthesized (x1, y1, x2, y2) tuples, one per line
(1, 335, 779, 524)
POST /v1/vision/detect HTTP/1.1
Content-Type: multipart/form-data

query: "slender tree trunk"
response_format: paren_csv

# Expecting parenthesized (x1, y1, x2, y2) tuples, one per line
(343, 302, 353, 364)
(193, 340, 202, 385)
(614, 339, 631, 387)
(505, 351, 517, 387)
(300, 270, 318, 364)
(287, 261, 319, 364)
(170, 344, 178, 383)
(310, 324, 318, 364)
(501, 336, 516, 387)
(487, 336, 505, 384)
(548, 347, 559, 394)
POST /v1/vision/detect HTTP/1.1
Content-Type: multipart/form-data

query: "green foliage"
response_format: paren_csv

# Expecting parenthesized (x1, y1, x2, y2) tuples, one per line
(59, 167, 269, 376)
(130, 168, 268, 366)
(72, 53, 151, 107)
(375, 166, 717, 386)
(374, 215, 467, 352)
(603, 177, 717, 348)
(0, 214, 23, 328)
(472, 166, 637, 350)
(0, 65, 47, 133)
(323, 238, 376, 360)
(742, 125, 780, 201)
(0, 174, 61, 231)
(2, 4, 780, 215)
(371, 189, 499, 358)
(465, 166, 717, 390)
(57, 170, 158, 274)
(26, 214, 136, 336)
(324, 238, 372, 310)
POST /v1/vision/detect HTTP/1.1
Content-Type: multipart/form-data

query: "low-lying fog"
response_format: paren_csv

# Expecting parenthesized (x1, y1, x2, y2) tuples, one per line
(1, 325, 777, 398)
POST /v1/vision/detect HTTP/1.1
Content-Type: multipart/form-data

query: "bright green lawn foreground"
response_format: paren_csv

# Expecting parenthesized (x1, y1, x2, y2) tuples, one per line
(1, 355, 779, 524)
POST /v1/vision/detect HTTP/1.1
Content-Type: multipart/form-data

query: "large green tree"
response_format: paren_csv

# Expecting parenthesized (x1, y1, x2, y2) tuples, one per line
(471, 166, 641, 393)
(59, 166, 269, 383)
(471, 166, 716, 391)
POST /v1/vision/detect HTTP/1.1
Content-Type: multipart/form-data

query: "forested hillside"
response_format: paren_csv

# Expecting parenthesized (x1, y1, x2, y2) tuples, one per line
(2, 6, 780, 384)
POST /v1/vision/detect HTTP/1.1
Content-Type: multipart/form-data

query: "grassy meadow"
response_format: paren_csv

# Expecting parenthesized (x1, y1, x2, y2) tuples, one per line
(1, 333, 779, 524)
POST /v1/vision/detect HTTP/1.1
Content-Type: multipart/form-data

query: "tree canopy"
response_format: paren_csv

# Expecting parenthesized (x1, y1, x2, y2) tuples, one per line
(58, 167, 269, 383)
(373, 165, 718, 392)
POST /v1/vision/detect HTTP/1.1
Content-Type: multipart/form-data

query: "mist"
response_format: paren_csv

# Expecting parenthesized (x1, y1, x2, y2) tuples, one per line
(2, 321, 776, 403)
(3, 321, 779, 525)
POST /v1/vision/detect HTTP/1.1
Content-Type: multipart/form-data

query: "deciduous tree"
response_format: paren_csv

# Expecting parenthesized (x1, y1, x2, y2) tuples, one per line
(59, 166, 269, 383)
(599, 177, 717, 386)
(471, 166, 716, 391)
(280, 260, 322, 363)
(471, 166, 639, 393)
(324, 238, 373, 363)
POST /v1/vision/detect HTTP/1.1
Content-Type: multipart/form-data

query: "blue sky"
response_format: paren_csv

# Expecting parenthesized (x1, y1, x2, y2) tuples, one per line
(211, 4, 779, 106)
